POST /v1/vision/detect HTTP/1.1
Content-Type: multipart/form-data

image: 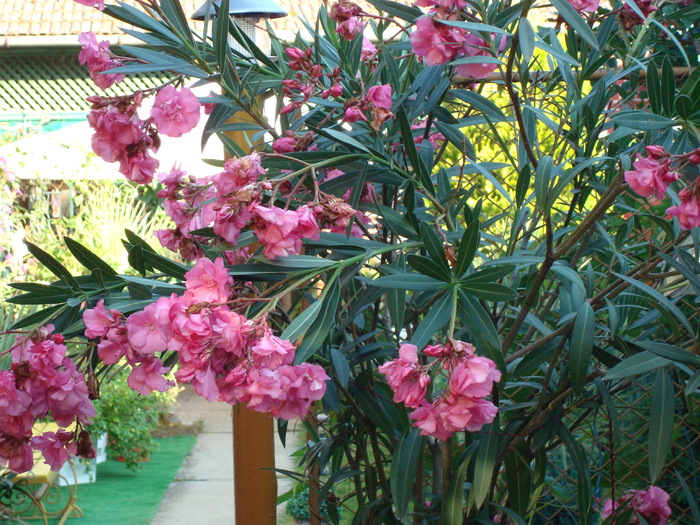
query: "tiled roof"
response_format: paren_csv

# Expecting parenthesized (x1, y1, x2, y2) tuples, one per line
(0, 0, 413, 40)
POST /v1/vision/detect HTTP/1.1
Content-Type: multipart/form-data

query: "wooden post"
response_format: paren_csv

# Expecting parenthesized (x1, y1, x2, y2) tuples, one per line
(233, 405, 277, 525)
(225, 107, 277, 525)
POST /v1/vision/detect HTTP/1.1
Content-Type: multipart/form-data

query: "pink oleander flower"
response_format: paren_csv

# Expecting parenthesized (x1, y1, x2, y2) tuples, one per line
(150, 86, 201, 138)
(409, 402, 452, 440)
(601, 485, 671, 525)
(48, 363, 96, 427)
(410, 15, 465, 67)
(367, 84, 392, 109)
(666, 187, 700, 230)
(30, 430, 77, 471)
(214, 154, 265, 195)
(624, 149, 678, 201)
(337, 16, 363, 40)
(449, 356, 501, 398)
(272, 136, 298, 153)
(415, 0, 468, 7)
(379, 344, 431, 408)
(128, 357, 172, 396)
(250, 333, 296, 369)
(185, 257, 232, 304)
(361, 38, 377, 61)
(97, 326, 130, 364)
(329, 0, 361, 22)
(619, 0, 657, 30)
(73, 0, 105, 10)
(125, 298, 172, 355)
(344, 105, 367, 123)
(270, 363, 330, 419)
(454, 33, 502, 80)
(0, 435, 33, 473)
(566, 0, 600, 13)
(83, 299, 122, 339)
(251, 205, 302, 259)
(87, 96, 160, 184)
(78, 32, 124, 90)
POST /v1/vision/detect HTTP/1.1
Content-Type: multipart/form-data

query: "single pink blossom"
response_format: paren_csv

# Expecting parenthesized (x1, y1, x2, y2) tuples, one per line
(128, 357, 172, 396)
(343, 106, 367, 123)
(83, 299, 121, 339)
(361, 38, 377, 61)
(367, 85, 393, 109)
(566, 0, 600, 13)
(78, 32, 124, 89)
(666, 187, 700, 230)
(624, 153, 679, 200)
(185, 257, 232, 304)
(30, 430, 77, 471)
(337, 15, 363, 40)
(250, 333, 296, 369)
(150, 86, 201, 138)
(125, 299, 172, 355)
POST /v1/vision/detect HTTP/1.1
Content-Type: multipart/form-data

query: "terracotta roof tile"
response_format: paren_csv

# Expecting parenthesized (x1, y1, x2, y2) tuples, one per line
(0, 0, 413, 39)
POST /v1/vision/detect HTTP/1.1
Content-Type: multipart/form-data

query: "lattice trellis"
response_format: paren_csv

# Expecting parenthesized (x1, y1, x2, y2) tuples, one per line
(0, 51, 170, 113)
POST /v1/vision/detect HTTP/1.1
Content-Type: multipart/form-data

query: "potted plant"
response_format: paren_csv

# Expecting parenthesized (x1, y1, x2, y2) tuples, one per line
(87, 370, 173, 470)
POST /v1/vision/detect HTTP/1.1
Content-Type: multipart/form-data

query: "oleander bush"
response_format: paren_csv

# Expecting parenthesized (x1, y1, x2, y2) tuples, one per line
(1, 0, 699, 523)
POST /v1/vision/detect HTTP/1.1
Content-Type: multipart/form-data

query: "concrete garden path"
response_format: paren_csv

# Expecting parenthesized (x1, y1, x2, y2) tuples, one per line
(151, 386, 302, 524)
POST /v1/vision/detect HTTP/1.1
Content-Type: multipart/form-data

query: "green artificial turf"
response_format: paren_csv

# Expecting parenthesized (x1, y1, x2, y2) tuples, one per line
(53, 436, 196, 525)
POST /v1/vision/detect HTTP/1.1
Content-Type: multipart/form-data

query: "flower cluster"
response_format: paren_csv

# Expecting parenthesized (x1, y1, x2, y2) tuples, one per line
(343, 84, 394, 131)
(329, 0, 364, 40)
(78, 32, 125, 90)
(410, 6, 503, 80)
(282, 48, 343, 114)
(1, 326, 96, 473)
(87, 93, 160, 184)
(379, 340, 500, 439)
(85, 85, 201, 184)
(624, 145, 700, 230)
(154, 157, 329, 260)
(601, 485, 671, 525)
(83, 257, 329, 418)
(619, 0, 657, 31)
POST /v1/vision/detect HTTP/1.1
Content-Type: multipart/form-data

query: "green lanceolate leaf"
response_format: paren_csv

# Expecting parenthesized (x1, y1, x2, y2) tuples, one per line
(469, 423, 500, 510)
(504, 442, 531, 518)
(24, 241, 81, 292)
(410, 291, 452, 349)
(550, 0, 599, 50)
(558, 426, 592, 525)
(649, 370, 675, 482)
(457, 291, 505, 374)
(281, 300, 324, 343)
(407, 254, 451, 281)
(634, 341, 700, 367)
(64, 237, 118, 277)
(330, 348, 351, 387)
(419, 222, 450, 274)
(605, 351, 671, 380)
(686, 370, 700, 396)
(454, 221, 479, 278)
(370, 273, 446, 291)
(459, 282, 519, 302)
(295, 280, 341, 363)
(534, 155, 554, 212)
(390, 428, 422, 522)
(610, 110, 675, 131)
(442, 444, 478, 525)
(570, 301, 595, 394)
(612, 272, 693, 334)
